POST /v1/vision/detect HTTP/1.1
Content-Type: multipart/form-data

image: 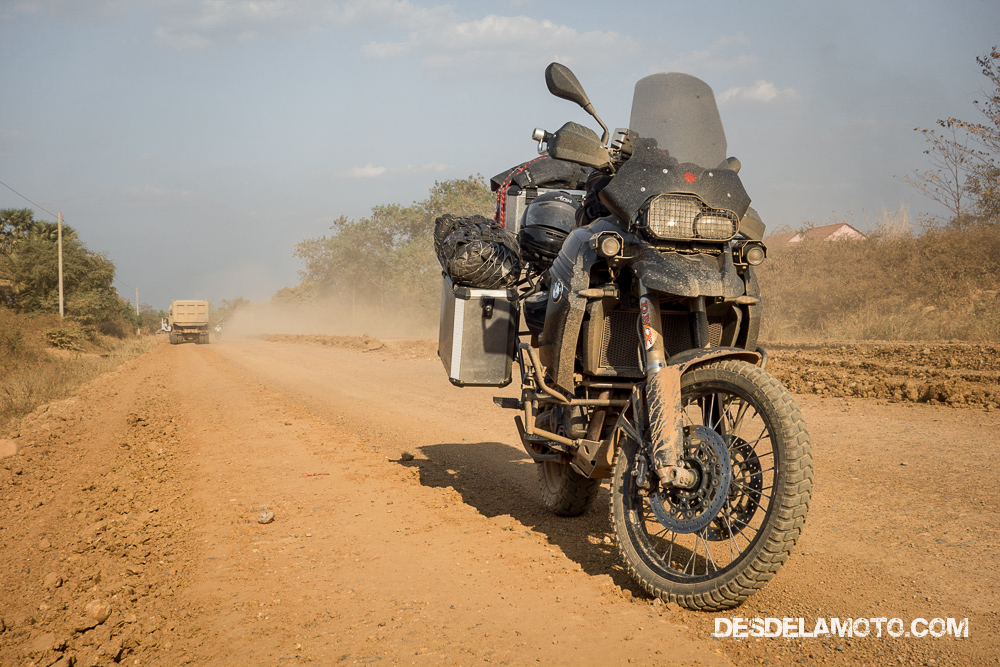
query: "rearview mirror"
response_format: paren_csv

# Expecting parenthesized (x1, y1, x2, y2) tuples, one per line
(545, 63, 591, 109)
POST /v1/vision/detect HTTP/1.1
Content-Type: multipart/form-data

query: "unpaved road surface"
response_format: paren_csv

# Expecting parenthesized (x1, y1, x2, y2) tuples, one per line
(1, 337, 998, 666)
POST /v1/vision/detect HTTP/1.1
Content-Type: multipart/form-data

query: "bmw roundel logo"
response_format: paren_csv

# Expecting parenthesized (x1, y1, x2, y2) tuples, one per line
(552, 280, 565, 302)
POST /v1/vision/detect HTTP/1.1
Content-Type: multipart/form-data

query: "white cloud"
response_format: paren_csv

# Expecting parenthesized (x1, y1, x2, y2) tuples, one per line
(361, 13, 637, 75)
(331, 162, 452, 179)
(8, 0, 637, 74)
(137, 0, 636, 74)
(338, 163, 388, 178)
(0, 0, 131, 20)
(151, 0, 451, 50)
(718, 80, 800, 104)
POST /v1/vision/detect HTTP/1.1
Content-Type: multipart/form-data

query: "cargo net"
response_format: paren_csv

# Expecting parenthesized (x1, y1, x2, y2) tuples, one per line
(434, 214, 522, 289)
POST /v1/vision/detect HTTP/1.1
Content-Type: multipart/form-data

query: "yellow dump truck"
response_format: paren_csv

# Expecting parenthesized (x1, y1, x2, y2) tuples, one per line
(168, 300, 210, 345)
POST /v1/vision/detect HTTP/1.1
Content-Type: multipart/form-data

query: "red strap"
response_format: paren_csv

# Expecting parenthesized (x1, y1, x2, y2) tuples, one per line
(495, 157, 545, 229)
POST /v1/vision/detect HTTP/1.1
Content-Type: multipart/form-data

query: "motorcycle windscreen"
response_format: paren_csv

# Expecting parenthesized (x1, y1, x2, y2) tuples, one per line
(629, 73, 727, 170)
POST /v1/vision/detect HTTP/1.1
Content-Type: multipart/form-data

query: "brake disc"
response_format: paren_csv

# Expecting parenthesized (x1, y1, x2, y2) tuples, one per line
(706, 437, 763, 541)
(648, 425, 732, 534)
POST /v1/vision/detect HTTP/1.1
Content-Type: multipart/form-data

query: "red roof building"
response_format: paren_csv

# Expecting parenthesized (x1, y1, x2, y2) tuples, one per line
(766, 222, 867, 245)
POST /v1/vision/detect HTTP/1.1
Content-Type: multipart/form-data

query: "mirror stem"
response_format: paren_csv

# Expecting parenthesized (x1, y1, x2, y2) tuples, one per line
(583, 103, 609, 146)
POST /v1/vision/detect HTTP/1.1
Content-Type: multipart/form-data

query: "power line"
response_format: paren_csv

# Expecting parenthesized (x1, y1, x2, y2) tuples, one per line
(1, 177, 139, 302)
(0, 178, 60, 220)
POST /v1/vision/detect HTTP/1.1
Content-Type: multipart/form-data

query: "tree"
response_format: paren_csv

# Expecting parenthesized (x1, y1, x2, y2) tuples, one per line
(903, 47, 1000, 225)
(137, 303, 167, 332)
(901, 122, 974, 221)
(0, 208, 36, 255)
(961, 47, 1000, 222)
(0, 208, 77, 255)
(7, 234, 115, 312)
(292, 176, 495, 317)
(1, 210, 134, 336)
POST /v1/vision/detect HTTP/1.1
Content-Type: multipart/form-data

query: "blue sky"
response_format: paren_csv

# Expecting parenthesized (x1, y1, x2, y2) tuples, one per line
(1, 0, 997, 308)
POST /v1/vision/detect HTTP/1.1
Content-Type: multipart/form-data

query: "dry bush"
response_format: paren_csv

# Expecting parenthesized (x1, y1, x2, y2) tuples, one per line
(757, 218, 1000, 342)
(0, 309, 155, 433)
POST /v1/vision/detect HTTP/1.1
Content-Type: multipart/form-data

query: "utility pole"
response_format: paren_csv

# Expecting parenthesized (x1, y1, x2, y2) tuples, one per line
(57, 212, 64, 319)
(135, 287, 138, 315)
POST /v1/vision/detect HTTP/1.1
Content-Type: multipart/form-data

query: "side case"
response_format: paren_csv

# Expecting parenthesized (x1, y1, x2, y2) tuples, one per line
(438, 275, 519, 387)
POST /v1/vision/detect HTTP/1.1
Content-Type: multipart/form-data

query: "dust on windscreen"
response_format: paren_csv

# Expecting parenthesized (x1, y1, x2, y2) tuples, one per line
(628, 72, 728, 170)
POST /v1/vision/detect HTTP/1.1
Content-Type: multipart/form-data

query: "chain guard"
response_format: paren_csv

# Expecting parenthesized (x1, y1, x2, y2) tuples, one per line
(706, 437, 763, 541)
(647, 425, 732, 535)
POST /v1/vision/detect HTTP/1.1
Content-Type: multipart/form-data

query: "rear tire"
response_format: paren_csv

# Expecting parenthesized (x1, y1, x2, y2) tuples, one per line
(537, 461, 600, 517)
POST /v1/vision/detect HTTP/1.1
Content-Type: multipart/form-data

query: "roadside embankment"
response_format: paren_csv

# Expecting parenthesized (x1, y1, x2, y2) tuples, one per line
(0, 309, 157, 435)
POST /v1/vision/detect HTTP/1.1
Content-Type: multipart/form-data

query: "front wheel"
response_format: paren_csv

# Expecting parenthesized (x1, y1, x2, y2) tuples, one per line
(610, 359, 812, 611)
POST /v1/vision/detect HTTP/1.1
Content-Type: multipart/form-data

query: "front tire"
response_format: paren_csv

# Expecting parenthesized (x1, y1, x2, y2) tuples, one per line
(537, 461, 600, 517)
(610, 359, 812, 611)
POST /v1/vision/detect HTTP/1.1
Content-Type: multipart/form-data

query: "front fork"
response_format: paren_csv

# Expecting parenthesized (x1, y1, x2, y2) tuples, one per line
(639, 281, 697, 490)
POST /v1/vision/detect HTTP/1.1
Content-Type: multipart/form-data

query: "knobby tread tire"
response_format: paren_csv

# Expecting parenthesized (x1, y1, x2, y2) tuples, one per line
(610, 359, 813, 611)
(537, 461, 601, 517)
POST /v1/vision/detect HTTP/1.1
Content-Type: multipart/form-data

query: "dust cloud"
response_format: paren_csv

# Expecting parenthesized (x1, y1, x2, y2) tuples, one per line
(222, 297, 438, 342)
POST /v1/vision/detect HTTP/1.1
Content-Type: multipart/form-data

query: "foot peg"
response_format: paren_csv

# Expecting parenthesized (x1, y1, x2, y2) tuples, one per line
(493, 397, 522, 410)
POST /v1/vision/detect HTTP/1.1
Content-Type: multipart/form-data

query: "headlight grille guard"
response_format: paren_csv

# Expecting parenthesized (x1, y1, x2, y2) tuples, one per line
(638, 194, 741, 242)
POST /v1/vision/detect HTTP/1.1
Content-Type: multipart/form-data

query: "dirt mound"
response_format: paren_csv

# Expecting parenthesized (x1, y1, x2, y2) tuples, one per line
(767, 341, 1000, 408)
(257, 334, 438, 360)
(0, 364, 198, 666)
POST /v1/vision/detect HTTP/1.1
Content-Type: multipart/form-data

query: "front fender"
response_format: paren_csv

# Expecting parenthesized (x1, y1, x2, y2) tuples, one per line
(667, 346, 761, 373)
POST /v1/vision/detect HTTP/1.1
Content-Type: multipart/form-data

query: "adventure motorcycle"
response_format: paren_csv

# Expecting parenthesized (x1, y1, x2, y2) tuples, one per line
(486, 64, 814, 611)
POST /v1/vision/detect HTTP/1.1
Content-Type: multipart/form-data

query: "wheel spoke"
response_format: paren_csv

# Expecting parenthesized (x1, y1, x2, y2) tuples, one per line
(730, 481, 773, 502)
(727, 399, 751, 438)
(731, 427, 770, 451)
(699, 532, 719, 573)
(723, 512, 742, 560)
(683, 542, 697, 575)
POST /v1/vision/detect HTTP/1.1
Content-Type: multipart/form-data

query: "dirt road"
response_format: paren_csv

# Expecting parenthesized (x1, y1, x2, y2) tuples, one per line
(1, 337, 998, 666)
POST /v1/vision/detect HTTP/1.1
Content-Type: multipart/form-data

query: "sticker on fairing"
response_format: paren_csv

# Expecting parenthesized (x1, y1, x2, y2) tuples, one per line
(639, 296, 656, 350)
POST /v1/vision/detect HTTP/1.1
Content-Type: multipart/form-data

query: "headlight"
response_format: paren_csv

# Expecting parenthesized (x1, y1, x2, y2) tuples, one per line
(645, 195, 739, 241)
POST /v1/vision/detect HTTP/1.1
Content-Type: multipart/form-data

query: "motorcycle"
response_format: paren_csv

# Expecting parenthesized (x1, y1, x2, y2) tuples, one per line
(490, 63, 813, 610)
